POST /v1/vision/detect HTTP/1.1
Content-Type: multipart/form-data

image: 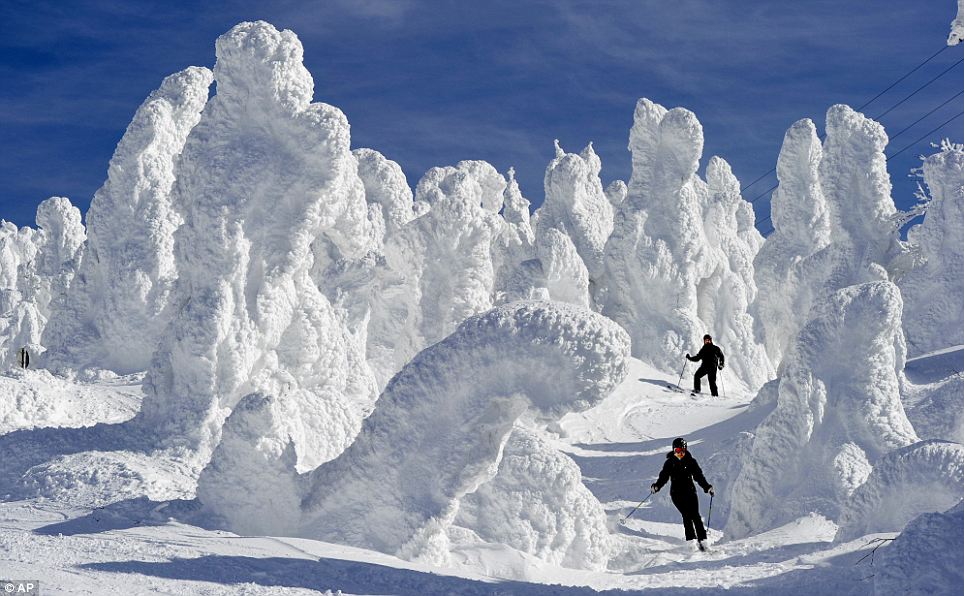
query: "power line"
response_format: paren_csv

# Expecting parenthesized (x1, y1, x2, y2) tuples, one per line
(855, 45, 950, 112)
(739, 45, 951, 194)
(887, 107, 964, 160)
(756, 106, 964, 236)
(748, 181, 779, 204)
(888, 88, 964, 143)
(873, 54, 964, 120)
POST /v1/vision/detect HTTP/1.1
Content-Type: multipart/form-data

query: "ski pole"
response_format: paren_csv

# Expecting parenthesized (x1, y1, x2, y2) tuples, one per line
(706, 493, 714, 530)
(676, 359, 688, 391)
(719, 370, 726, 399)
(621, 490, 655, 523)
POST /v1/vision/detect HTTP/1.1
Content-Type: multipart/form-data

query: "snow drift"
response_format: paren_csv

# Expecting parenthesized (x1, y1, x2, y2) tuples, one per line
(198, 301, 631, 566)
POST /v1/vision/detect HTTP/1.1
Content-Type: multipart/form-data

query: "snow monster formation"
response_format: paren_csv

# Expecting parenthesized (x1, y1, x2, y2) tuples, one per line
(601, 98, 772, 390)
(754, 106, 905, 369)
(455, 426, 612, 571)
(138, 22, 379, 469)
(198, 301, 631, 567)
(535, 140, 613, 291)
(753, 119, 831, 365)
(950, 0, 964, 45)
(727, 280, 918, 538)
(0, 198, 85, 367)
(360, 160, 506, 387)
(899, 143, 964, 356)
(42, 67, 212, 375)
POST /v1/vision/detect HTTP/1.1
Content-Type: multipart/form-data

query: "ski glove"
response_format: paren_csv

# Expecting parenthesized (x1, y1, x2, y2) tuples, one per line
(718, 363, 724, 370)
(708, 486, 715, 496)
(651, 483, 659, 493)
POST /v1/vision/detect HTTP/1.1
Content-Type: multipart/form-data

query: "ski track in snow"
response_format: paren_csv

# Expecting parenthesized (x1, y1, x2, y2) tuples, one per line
(0, 358, 897, 594)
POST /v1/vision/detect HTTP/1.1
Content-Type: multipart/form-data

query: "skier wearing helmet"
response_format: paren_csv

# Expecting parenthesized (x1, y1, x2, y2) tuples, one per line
(651, 437, 715, 551)
(686, 334, 725, 396)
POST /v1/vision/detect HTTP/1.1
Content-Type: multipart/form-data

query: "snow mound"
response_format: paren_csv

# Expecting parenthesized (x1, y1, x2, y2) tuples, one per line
(455, 426, 612, 571)
(196, 392, 302, 536)
(727, 281, 917, 538)
(875, 498, 964, 595)
(0, 369, 140, 434)
(138, 21, 379, 468)
(837, 440, 964, 540)
(199, 301, 630, 566)
(899, 144, 964, 357)
(42, 67, 212, 375)
(601, 98, 771, 390)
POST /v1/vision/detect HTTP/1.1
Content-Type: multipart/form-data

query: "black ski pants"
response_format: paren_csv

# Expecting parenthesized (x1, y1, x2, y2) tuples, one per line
(693, 365, 717, 396)
(671, 490, 707, 541)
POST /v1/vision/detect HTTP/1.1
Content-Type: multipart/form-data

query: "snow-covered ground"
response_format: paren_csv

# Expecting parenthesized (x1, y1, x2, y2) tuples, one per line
(0, 357, 917, 594)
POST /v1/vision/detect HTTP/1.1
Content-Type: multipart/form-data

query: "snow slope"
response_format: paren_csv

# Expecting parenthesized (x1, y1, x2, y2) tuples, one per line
(0, 355, 918, 595)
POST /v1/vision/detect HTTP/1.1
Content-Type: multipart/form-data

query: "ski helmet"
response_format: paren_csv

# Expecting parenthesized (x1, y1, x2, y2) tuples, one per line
(672, 437, 687, 450)
(703, 334, 712, 341)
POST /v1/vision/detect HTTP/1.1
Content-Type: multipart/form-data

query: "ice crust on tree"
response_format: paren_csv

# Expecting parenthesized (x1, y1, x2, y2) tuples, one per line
(454, 426, 612, 571)
(753, 119, 831, 365)
(42, 67, 212, 375)
(491, 168, 540, 303)
(950, 0, 964, 45)
(137, 22, 379, 469)
(875, 498, 964, 596)
(837, 440, 964, 540)
(198, 302, 630, 566)
(898, 144, 964, 356)
(727, 281, 917, 538)
(0, 198, 85, 367)
(753, 106, 904, 370)
(362, 160, 505, 385)
(535, 140, 613, 287)
(601, 98, 772, 390)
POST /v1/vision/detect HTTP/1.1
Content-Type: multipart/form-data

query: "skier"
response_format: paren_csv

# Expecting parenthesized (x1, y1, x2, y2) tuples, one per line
(686, 334, 724, 396)
(651, 437, 714, 551)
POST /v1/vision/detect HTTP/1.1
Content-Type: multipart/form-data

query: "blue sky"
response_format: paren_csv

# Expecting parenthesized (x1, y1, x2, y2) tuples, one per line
(1, 0, 962, 231)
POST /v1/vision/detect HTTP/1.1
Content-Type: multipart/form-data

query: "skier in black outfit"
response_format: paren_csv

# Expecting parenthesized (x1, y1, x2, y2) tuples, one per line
(686, 334, 724, 396)
(651, 437, 714, 551)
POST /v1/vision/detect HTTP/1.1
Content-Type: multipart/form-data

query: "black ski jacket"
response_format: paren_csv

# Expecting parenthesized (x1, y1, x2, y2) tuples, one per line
(654, 452, 712, 495)
(687, 344, 724, 369)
